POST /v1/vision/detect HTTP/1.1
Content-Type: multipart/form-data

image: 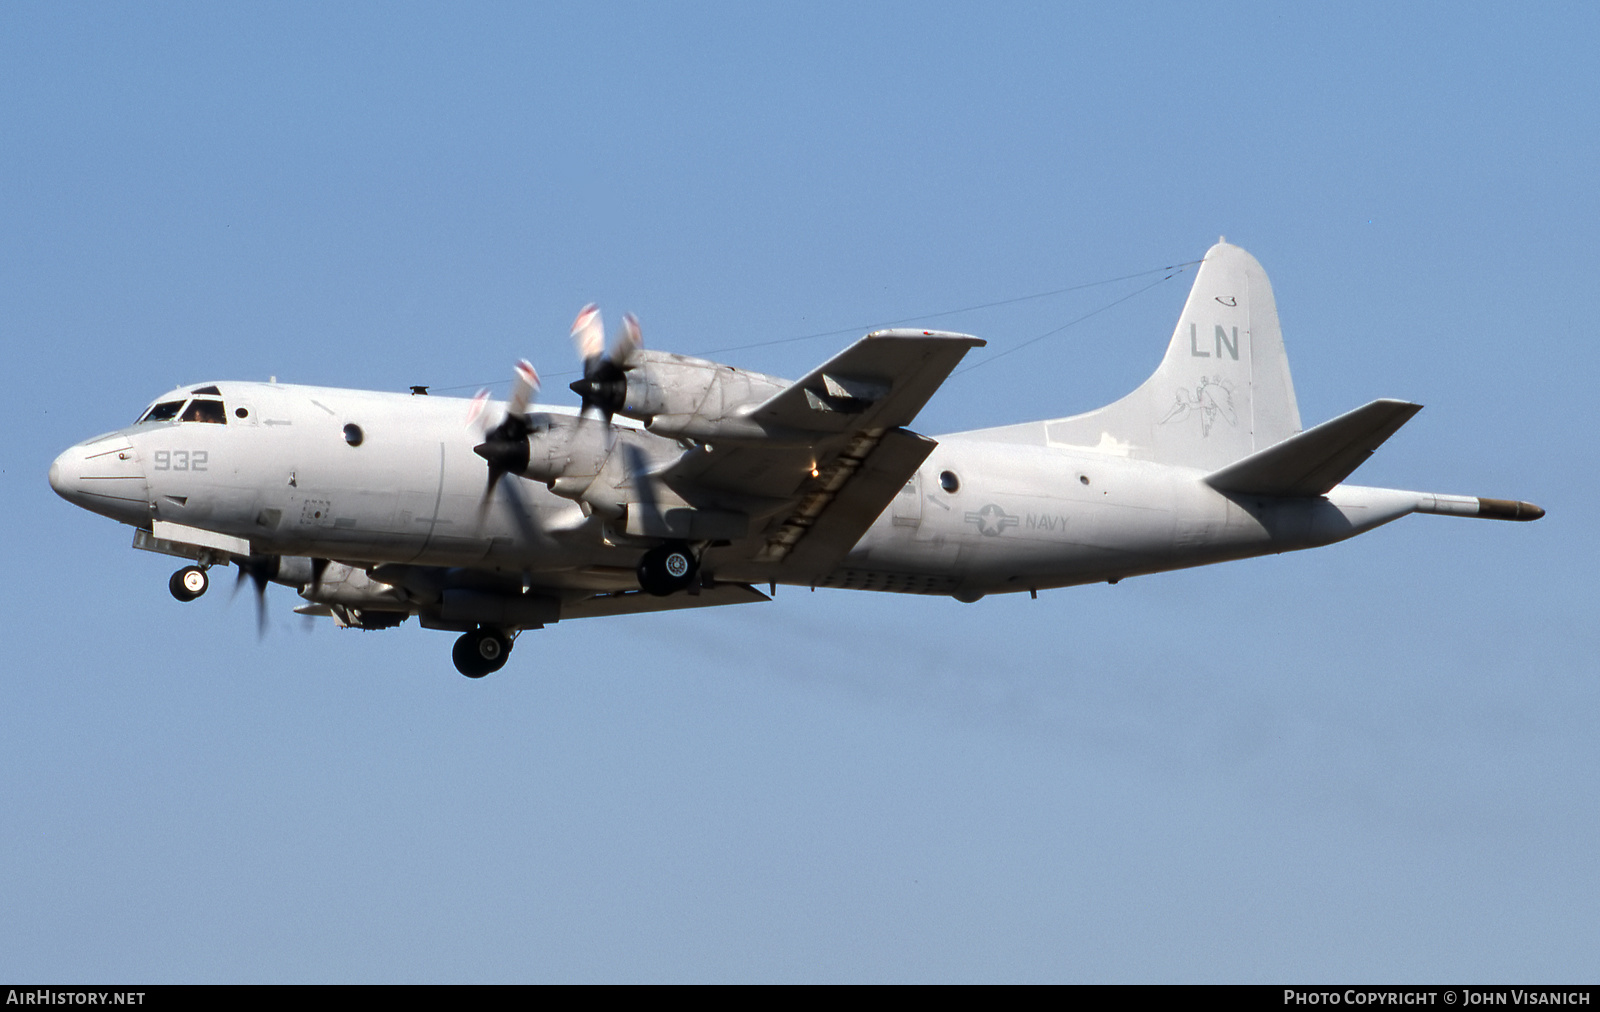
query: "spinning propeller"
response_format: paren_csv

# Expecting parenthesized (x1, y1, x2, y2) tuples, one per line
(567, 304, 641, 424)
(232, 555, 329, 637)
(234, 555, 274, 637)
(470, 360, 541, 499)
(468, 306, 646, 520)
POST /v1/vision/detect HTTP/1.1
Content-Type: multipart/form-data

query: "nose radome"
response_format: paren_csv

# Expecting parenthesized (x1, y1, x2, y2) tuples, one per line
(47, 435, 149, 523)
(48, 446, 79, 501)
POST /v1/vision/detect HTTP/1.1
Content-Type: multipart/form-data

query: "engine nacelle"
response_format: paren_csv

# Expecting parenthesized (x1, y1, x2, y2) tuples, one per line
(520, 416, 608, 486)
(299, 562, 410, 609)
(516, 397, 765, 530)
(518, 418, 640, 520)
(615, 350, 790, 439)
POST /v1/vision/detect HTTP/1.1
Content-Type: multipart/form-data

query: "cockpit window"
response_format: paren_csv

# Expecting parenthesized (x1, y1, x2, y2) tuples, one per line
(139, 400, 186, 423)
(191, 385, 222, 396)
(181, 398, 227, 424)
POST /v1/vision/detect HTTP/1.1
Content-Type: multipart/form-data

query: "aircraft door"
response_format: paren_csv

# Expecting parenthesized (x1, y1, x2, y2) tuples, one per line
(892, 473, 922, 528)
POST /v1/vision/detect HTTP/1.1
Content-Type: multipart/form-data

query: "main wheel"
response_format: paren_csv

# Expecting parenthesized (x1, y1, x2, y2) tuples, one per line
(453, 627, 511, 678)
(637, 543, 697, 596)
(169, 566, 208, 602)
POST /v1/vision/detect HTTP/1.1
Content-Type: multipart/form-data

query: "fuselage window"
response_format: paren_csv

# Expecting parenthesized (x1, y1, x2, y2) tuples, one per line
(139, 400, 187, 423)
(181, 398, 227, 424)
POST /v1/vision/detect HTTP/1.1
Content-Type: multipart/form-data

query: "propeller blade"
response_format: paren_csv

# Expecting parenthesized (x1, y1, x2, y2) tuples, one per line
(507, 360, 540, 418)
(611, 312, 642, 368)
(465, 389, 490, 429)
(486, 466, 542, 542)
(572, 303, 604, 366)
(253, 569, 269, 638)
(476, 475, 498, 526)
(234, 555, 278, 638)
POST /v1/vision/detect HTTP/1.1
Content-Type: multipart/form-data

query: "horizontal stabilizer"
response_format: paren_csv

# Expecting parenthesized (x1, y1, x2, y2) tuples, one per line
(1204, 398, 1422, 497)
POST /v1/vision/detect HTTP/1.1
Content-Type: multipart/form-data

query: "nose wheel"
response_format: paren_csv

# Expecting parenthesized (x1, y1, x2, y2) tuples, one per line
(168, 565, 209, 602)
(453, 626, 512, 678)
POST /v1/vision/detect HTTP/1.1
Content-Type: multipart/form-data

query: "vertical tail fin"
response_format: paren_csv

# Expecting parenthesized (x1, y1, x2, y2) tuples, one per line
(1037, 241, 1302, 468)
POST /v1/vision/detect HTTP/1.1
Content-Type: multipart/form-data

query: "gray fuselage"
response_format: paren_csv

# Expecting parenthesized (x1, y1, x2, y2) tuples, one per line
(51, 380, 1418, 601)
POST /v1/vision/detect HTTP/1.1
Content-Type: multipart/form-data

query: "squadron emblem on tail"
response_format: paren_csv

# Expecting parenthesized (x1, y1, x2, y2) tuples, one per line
(1158, 376, 1238, 436)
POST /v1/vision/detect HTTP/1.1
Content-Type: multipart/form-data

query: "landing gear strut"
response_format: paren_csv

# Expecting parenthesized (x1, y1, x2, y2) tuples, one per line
(637, 542, 698, 597)
(169, 565, 209, 602)
(453, 626, 512, 678)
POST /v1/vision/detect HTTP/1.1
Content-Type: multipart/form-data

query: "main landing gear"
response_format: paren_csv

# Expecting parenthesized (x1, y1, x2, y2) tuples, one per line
(637, 542, 698, 596)
(453, 626, 513, 678)
(168, 565, 209, 602)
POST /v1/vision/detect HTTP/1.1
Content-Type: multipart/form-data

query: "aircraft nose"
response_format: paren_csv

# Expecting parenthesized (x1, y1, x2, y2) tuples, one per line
(48, 445, 84, 501)
(47, 451, 68, 497)
(48, 435, 149, 522)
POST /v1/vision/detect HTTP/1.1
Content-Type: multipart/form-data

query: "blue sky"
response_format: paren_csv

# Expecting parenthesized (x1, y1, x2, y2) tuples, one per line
(3, 2, 1594, 982)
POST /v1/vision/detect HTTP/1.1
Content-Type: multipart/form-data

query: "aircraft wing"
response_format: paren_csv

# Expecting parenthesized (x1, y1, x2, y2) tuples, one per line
(746, 329, 986, 438)
(666, 329, 983, 573)
(747, 426, 936, 568)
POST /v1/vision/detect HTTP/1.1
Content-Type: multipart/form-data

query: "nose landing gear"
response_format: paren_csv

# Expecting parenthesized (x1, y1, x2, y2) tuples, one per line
(168, 565, 209, 602)
(453, 626, 513, 678)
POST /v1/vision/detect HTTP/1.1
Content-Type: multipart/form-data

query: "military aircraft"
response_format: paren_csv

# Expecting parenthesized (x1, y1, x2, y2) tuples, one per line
(49, 241, 1543, 677)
